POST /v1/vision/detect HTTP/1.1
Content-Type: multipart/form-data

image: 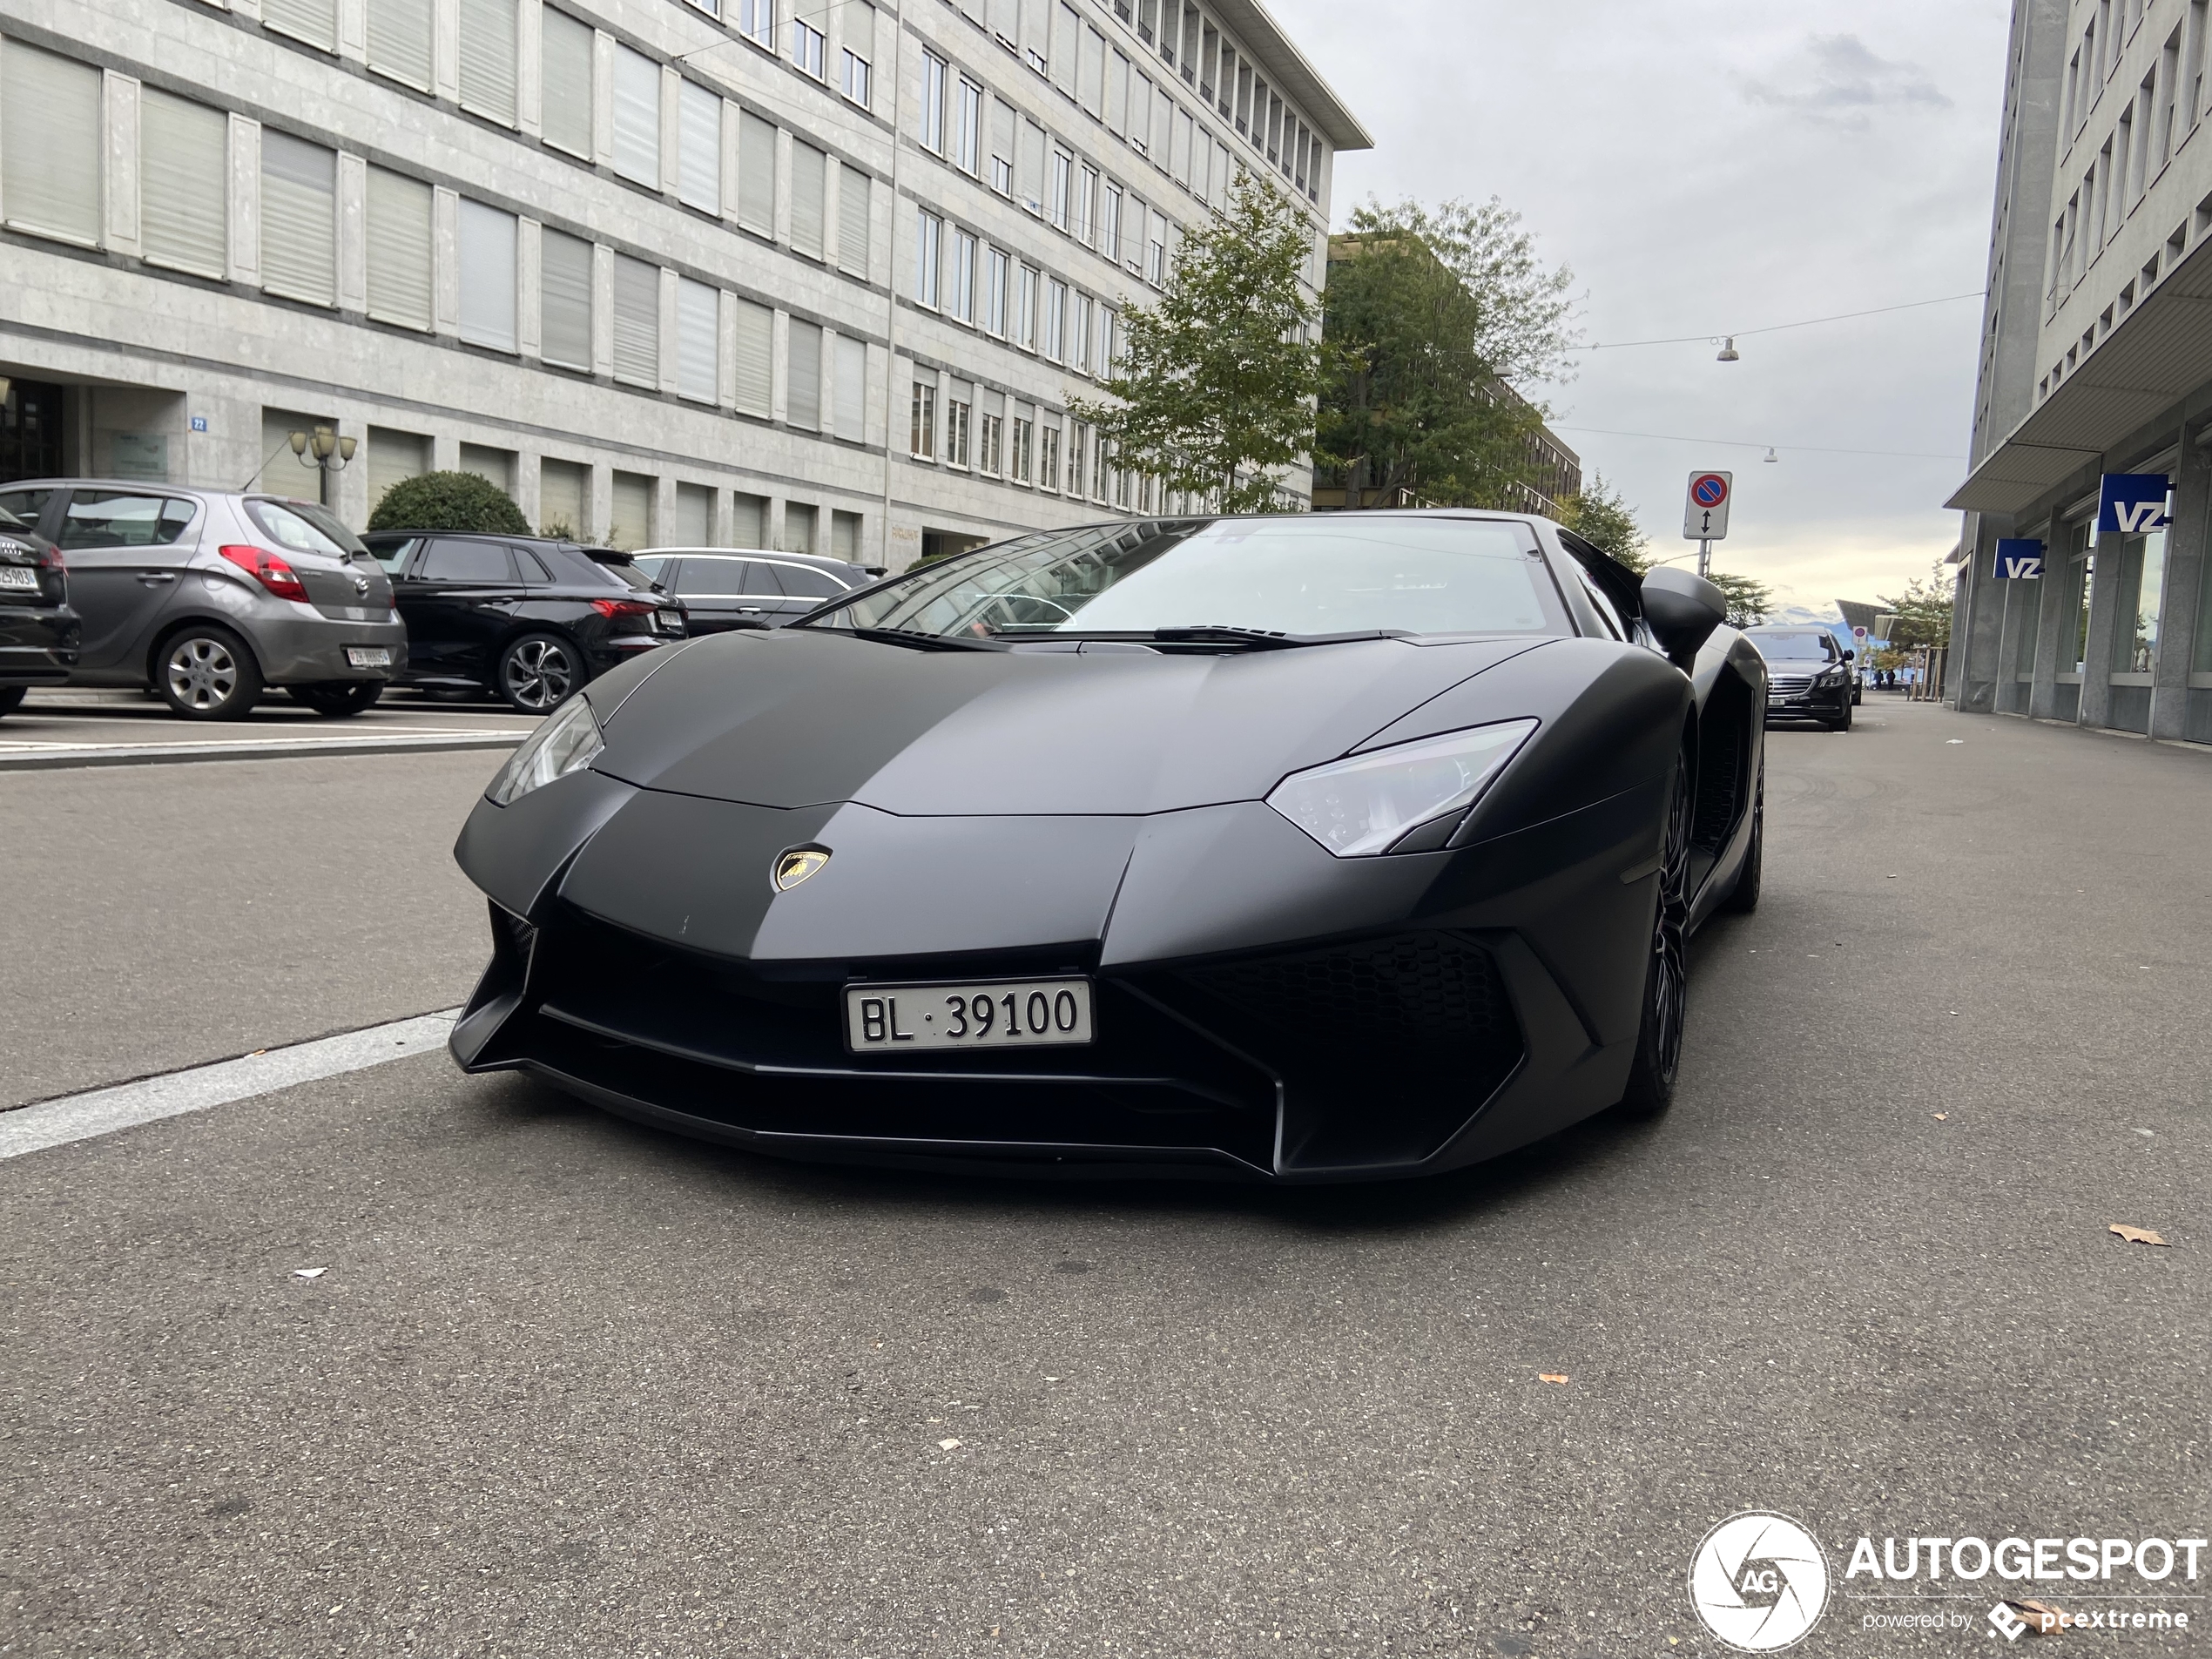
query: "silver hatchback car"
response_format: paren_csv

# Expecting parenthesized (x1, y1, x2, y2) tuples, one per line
(0, 481, 408, 719)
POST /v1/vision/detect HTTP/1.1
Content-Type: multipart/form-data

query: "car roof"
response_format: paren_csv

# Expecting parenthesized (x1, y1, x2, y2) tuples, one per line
(638, 546, 854, 566)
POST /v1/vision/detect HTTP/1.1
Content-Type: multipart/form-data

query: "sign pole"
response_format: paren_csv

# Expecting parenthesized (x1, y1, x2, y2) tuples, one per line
(1698, 538, 1710, 580)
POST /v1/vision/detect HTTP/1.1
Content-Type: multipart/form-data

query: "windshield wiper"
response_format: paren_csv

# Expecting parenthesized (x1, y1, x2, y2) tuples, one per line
(992, 625, 1412, 651)
(827, 624, 1008, 652)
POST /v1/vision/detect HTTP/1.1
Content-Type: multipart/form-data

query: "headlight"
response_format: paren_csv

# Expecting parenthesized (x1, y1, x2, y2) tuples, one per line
(1817, 664, 1848, 685)
(486, 693, 604, 806)
(1266, 719, 1538, 857)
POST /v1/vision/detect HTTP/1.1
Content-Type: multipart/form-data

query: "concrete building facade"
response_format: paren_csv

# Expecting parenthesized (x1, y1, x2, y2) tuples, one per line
(0, 0, 1366, 564)
(1949, 0, 2212, 740)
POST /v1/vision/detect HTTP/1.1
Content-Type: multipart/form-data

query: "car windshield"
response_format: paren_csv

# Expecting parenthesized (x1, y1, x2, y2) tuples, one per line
(1752, 631, 1838, 663)
(801, 517, 1566, 641)
(246, 498, 369, 558)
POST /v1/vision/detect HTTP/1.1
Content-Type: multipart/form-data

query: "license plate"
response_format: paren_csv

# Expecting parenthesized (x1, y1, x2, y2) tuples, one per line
(345, 646, 393, 668)
(843, 978, 1094, 1052)
(0, 567, 37, 590)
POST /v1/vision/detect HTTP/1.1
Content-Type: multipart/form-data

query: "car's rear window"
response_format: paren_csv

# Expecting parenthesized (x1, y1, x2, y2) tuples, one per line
(246, 498, 368, 558)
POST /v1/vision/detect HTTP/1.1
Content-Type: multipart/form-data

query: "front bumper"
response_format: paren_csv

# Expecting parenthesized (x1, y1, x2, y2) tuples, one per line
(446, 769, 1668, 1183)
(1765, 682, 1850, 721)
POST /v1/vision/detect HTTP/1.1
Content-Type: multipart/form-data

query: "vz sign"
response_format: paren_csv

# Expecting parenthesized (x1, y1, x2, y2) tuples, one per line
(2097, 473, 2172, 535)
(1993, 537, 2044, 579)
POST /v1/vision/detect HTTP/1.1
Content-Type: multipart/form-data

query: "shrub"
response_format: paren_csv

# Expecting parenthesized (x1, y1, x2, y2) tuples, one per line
(367, 471, 529, 536)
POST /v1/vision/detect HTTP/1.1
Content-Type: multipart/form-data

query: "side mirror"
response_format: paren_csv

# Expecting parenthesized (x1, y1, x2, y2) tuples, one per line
(1640, 567, 1729, 668)
(1842, 648, 1857, 662)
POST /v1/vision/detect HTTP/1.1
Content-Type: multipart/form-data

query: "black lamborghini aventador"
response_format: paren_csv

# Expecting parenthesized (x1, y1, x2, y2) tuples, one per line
(448, 512, 1769, 1182)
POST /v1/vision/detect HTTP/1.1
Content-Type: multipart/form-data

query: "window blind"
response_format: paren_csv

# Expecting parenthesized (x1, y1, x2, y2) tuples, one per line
(140, 89, 227, 278)
(834, 335, 865, 442)
(457, 199, 516, 350)
(539, 227, 593, 369)
(1, 44, 102, 246)
(675, 276, 718, 403)
(366, 428, 429, 516)
(677, 82, 720, 212)
(263, 0, 338, 51)
(260, 131, 337, 305)
(610, 253, 659, 385)
(790, 141, 826, 257)
(787, 320, 822, 429)
(738, 111, 775, 233)
(365, 167, 433, 328)
(540, 10, 594, 157)
(838, 165, 869, 275)
(671, 482, 711, 546)
(732, 298, 772, 415)
(366, 0, 432, 87)
(458, 0, 517, 123)
(730, 493, 765, 545)
(1053, 3, 1078, 91)
(610, 45, 661, 188)
(610, 471, 653, 552)
(539, 457, 588, 538)
(1016, 119, 1044, 212)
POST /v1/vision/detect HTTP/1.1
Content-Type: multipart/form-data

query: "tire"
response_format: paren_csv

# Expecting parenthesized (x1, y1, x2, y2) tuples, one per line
(496, 632, 583, 714)
(1828, 699, 1853, 732)
(0, 685, 25, 718)
(287, 680, 384, 718)
(1618, 754, 1692, 1119)
(155, 624, 262, 720)
(1721, 766, 1764, 915)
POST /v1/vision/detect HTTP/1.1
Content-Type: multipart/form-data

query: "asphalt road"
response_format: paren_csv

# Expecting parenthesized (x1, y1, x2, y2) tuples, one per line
(1, 698, 2204, 1657)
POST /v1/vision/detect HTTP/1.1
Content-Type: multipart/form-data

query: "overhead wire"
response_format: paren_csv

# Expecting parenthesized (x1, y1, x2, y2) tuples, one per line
(1547, 425, 1965, 462)
(1573, 292, 1985, 351)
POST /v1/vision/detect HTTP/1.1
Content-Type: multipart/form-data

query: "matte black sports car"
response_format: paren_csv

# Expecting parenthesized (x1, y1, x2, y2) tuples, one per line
(448, 512, 1769, 1182)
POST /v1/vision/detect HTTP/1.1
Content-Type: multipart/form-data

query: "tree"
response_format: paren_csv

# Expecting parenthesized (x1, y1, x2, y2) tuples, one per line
(368, 470, 529, 536)
(1878, 562, 1956, 649)
(1316, 197, 1576, 511)
(1555, 473, 1650, 570)
(1709, 572, 1773, 628)
(1069, 171, 1323, 514)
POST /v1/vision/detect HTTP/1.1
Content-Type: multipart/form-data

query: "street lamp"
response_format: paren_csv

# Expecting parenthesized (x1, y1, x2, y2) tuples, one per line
(288, 424, 357, 472)
(1716, 337, 1740, 362)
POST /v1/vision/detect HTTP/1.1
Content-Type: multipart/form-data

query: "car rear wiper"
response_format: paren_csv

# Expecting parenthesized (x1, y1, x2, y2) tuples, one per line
(824, 624, 1008, 651)
(992, 625, 1412, 651)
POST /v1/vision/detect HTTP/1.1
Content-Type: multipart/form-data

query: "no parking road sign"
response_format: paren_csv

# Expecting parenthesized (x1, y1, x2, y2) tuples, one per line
(1683, 470, 1733, 541)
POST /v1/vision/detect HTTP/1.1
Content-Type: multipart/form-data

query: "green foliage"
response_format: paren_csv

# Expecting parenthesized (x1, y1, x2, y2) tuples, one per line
(1710, 572, 1773, 628)
(1069, 171, 1324, 514)
(1317, 198, 1576, 510)
(1555, 473, 1650, 570)
(367, 470, 529, 536)
(1878, 562, 1956, 649)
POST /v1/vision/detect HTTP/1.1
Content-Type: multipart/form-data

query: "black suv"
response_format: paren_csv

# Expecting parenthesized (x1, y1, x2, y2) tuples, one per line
(0, 502, 78, 718)
(362, 532, 685, 713)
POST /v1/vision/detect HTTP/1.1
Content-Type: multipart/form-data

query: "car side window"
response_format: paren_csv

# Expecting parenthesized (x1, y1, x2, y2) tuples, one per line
(673, 558, 746, 597)
(0, 489, 55, 529)
(1574, 569, 1625, 639)
(513, 548, 555, 583)
(416, 540, 516, 582)
(738, 562, 787, 597)
(368, 536, 421, 575)
(776, 566, 846, 599)
(57, 491, 197, 550)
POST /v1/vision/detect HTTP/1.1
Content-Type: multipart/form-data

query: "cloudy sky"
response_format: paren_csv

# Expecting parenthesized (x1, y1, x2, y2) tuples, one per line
(1269, 0, 2013, 612)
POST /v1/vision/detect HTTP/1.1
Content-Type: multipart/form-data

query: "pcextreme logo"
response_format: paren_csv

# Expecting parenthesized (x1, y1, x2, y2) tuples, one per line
(1689, 1513, 1831, 1651)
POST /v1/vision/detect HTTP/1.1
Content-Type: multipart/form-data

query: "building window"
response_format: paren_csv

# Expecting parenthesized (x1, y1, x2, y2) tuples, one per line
(834, 334, 866, 441)
(261, 132, 337, 305)
(1114, 448, 1130, 508)
(1069, 425, 1087, 502)
(946, 396, 972, 468)
(921, 52, 948, 153)
(1148, 212, 1167, 283)
(910, 381, 937, 458)
(956, 78, 983, 174)
(458, 0, 518, 124)
(1015, 264, 1039, 349)
(539, 226, 593, 368)
(1101, 182, 1123, 263)
(738, 111, 776, 234)
(1043, 280, 1067, 361)
(1076, 165, 1098, 244)
(678, 81, 721, 213)
(1069, 293, 1091, 374)
(265, 0, 339, 51)
(983, 246, 1008, 334)
(842, 47, 871, 106)
(366, 168, 434, 330)
(367, 0, 434, 89)
(979, 411, 1003, 475)
(1050, 150, 1073, 230)
(791, 141, 827, 257)
(738, 0, 772, 46)
(611, 253, 660, 387)
(1039, 422, 1062, 492)
(733, 298, 772, 415)
(140, 89, 229, 280)
(839, 165, 871, 275)
(788, 320, 822, 428)
(792, 18, 826, 78)
(949, 230, 976, 322)
(915, 209, 941, 306)
(538, 10, 594, 157)
(611, 44, 661, 188)
(1012, 416, 1034, 482)
(676, 277, 718, 404)
(990, 99, 1015, 193)
(458, 199, 518, 351)
(1093, 428, 1110, 498)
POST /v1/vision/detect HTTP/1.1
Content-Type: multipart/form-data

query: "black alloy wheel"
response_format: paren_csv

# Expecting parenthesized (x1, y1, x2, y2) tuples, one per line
(497, 633, 583, 714)
(288, 681, 385, 718)
(1619, 754, 1692, 1118)
(1721, 765, 1764, 915)
(156, 624, 263, 720)
(0, 685, 25, 718)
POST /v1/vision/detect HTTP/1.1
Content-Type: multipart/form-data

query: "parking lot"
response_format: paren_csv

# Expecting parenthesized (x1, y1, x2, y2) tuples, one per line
(0, 698, 2202, 1657)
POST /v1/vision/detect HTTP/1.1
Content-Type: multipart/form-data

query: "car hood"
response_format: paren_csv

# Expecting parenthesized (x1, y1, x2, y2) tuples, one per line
(588, 626, 1553, 815)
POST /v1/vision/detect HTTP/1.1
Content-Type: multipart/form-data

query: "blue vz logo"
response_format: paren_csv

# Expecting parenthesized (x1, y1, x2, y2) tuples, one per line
(1993, 538, 2043, 580)
(2097, 474, 2171, 535)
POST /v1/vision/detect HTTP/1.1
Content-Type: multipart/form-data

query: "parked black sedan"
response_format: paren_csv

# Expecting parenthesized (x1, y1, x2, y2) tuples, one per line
(630, 549, 868, 635)
(1743, 625, 1854, 731)
(0, 503, 79, 718)
(362, 532, 685, 712)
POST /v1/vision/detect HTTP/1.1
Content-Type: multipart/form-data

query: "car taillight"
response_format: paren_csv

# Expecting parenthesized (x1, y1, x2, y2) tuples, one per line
(35, 544, 64, 571)
(590, 598, 655, 620)
(219, 544, 309, 603)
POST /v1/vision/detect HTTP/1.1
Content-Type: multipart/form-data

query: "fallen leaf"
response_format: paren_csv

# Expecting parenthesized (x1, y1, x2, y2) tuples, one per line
(1932, 1113, 1948, 1121)
(1539, 1373, 1570, 1385)
(2109, 1224, 2169, 1246)
(938, 1438, 962, 1451)
(292, 1267, 326, 1279)
(2010, 1597, 2072, 1634)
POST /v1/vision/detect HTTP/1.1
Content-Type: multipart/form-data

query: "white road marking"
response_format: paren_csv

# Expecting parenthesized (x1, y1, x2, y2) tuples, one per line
(0, 1010, 461, 1160)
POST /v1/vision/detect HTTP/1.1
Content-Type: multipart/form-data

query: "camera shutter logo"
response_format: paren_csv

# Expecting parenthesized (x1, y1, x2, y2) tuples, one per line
(1688, 1512, 1831, 1651)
